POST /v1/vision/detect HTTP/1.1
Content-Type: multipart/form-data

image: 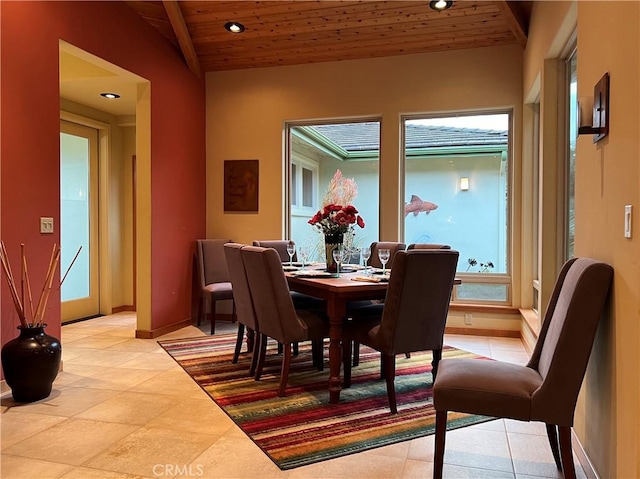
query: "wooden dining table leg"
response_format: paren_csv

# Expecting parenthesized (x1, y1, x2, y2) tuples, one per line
(326, 297, 346, 404)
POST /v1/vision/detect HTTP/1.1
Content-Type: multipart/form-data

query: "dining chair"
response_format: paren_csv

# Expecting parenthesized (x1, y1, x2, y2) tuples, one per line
(223, 243, 260, 375)
(241, 245, 329, 396)
(253, 239, 324, 313)
(407, 243, 451, 250)
(348, 240, 407, 366)
(432, 257, 613, 479)
(196, 239, 235, 335)
(252, 240, 297, 262)
(342, 249, 459, 414)
(367, 241, 406, 269)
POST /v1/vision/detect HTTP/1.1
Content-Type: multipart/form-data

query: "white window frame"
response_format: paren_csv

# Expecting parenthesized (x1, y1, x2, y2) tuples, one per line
(291, 153, 319, 218)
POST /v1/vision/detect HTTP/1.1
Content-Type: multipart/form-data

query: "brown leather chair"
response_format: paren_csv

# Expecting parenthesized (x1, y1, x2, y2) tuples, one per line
(252, 240, 297, 262)
(342, 249, 459, 414)
(241, 246, 328, 396)
(407, 243, 451, 250)
(196, 239, 235, 335)
(223, 243, 260, 374)
(432, 258, 613, 479)
(367, 241, 406, 269)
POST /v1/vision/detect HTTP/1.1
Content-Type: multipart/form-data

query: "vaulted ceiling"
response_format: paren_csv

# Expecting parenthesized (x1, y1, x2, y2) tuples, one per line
(125, 1, 532, 76)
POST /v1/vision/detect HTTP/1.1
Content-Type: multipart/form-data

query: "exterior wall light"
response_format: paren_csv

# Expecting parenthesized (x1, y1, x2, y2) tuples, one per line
(460, 177, 469, 191)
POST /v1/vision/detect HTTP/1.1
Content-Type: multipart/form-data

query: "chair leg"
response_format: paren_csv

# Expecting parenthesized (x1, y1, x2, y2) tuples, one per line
(546, 423, 562, 470)
(246, 328, 255, 354)
(384, 354, 397, 414)
(433, 411, 447, 479)
(232, 323, 245, 364)
(210, 300, 217, 335)
(311, 340, 324, 371)
(249, 332, 261, 378)
(342, 339, 353, 388)
(278, 343, 292, 397)
(196, 297, 204, 326)
(254, 333, 268, 380)
(353, 341, 360, 366)
(293, 342, 299, 356)
(558, 425, 577, 479)
(431, 348, 442, 382)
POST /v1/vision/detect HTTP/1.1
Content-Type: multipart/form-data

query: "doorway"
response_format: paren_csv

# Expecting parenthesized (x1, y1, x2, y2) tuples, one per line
(60, 120, 100, 322)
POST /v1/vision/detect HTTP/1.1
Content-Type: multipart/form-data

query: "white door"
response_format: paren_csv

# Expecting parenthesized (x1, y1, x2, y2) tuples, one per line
(60, 120, 100, 322)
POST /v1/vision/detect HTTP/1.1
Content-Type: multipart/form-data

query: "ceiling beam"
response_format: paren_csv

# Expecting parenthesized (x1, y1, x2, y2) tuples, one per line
(162, 0, 201, 77)
(496, 1, 528, 47)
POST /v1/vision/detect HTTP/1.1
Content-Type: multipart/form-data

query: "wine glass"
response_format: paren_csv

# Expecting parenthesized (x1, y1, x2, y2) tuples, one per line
(378, 248, 390, 275)
(286, 241, 296, 267)
(332, 247, 345, 276)
(361, 246, 371, 275)
(298, 246, 309, 270)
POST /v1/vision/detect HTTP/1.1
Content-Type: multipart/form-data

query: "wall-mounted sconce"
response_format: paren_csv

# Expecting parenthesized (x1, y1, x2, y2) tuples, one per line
(578, 72, 609, 143)
(460, 177, 469, 191)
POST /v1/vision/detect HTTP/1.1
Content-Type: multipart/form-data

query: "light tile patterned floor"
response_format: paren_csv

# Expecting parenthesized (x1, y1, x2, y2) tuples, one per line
(1, 313, 586, 479)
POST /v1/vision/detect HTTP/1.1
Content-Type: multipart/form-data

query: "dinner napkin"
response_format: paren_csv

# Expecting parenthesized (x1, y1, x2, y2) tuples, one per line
(351, 275, 382, 283)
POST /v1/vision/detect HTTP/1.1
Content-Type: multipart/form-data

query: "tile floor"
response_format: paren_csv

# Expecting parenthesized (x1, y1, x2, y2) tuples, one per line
(1, 313, 586, 479)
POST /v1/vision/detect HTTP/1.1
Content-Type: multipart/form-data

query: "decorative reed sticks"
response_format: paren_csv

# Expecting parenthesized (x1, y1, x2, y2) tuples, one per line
(0, 241, 81, 328)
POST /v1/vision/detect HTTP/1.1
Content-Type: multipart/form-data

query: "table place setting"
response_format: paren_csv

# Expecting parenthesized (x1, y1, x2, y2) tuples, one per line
(351, 274, 388, 283)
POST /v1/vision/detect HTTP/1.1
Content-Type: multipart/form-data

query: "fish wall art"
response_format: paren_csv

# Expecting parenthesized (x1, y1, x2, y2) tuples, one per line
(404, 195, 438, 217)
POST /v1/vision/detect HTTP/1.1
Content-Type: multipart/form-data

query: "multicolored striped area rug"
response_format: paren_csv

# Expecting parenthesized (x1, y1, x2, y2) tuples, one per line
(158, 334, 492, 470)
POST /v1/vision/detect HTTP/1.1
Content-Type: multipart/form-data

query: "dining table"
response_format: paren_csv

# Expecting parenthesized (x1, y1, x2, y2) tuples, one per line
(285, 264, 390, 404)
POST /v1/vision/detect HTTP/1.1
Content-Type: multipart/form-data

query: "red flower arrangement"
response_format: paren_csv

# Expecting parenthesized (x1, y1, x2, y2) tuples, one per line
(308, 203, 365, 234)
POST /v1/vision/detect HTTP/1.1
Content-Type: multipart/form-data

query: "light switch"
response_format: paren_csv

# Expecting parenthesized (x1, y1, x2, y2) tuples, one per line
(624, 205, 632, 238)
(40, 217, 54, 234)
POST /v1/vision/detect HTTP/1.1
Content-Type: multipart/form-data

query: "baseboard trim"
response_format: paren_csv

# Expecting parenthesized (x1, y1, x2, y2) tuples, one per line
(112, 305, 136, 314)
(445, 326, 520, 338)
(135, 318, 193, 339)
(572, 428, 599, 479)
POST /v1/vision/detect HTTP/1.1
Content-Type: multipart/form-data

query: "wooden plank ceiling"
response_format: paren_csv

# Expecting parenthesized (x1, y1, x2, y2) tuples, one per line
(125, 1, 531, 75)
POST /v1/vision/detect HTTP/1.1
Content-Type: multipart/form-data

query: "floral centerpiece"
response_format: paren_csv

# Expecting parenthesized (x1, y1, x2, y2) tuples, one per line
(308, 170, 365, 271)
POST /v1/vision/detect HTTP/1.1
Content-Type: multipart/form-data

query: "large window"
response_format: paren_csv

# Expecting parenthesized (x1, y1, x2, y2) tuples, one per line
(402, 113, 511, 304)
(287, 121, 380, 261)
(566, 49, 578, 260)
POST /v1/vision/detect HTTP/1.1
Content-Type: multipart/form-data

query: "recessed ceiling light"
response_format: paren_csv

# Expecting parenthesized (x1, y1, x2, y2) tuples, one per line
(224, 21, 245, 33)
(429, 0, 453, 11)
(100, 92, 120, 99)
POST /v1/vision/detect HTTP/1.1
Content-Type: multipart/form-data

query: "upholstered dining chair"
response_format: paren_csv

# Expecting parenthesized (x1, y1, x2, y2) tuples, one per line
(241, 246, 329, 396)
(196, 239, 235, 335)
(348, 240, 407, 366)
(367, 241, 406, 269)
(342, 249, 459, 414)
(253, 239, 324, 313)
(252, 240, 297, 262)
(223, 243, 260, 375)
(432, 257, 613, 479)
(407, 243, 451, 250)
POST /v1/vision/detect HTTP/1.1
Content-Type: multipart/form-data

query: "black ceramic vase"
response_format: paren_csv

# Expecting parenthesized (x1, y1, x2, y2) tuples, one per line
(1, 326, 62, 402)
(324, 232, 344, 273)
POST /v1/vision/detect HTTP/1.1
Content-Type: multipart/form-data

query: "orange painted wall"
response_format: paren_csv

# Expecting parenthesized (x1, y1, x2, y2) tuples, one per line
(0, 2, 206, 356)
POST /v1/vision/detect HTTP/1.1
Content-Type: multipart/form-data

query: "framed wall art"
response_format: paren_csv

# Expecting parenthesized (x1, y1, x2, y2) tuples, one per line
(223, 159, 259, 212)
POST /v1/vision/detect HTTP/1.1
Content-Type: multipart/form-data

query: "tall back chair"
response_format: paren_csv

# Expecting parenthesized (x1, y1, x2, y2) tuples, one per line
(342, 249, 459, 413)
(223, 243, 260, 373)
(196, 239, 235, 334)
(432, 258, 613, 479)
(368, 241, 406, 269)
(407, 243, 451, 250)
(252, 240, 297, 262)
(241, 246, 328, 396)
